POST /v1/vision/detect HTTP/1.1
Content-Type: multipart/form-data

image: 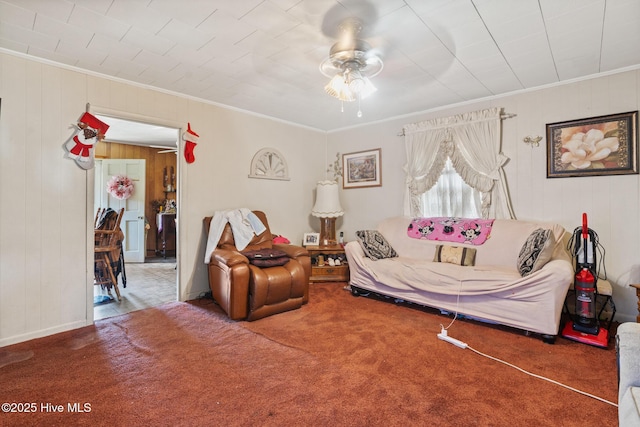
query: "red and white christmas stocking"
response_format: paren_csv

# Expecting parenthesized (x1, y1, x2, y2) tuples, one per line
(64, 112, 110, 170)
(182, 122, 199, 164)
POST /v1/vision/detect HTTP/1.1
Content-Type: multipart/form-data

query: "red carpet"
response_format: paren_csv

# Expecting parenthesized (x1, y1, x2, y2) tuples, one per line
(0, 283, 618, 426)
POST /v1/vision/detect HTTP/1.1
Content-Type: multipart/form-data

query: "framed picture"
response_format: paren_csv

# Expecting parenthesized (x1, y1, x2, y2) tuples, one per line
(303, 233, 319, 247)
(546, 111, 638, 178)
(342, 148, 382, 189)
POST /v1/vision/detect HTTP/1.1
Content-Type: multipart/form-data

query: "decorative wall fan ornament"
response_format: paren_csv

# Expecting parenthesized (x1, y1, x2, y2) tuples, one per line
(248, 148, 290, 181)
(319, 17, 383, 117)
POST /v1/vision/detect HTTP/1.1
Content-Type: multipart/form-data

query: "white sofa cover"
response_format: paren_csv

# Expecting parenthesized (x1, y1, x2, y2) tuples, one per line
(616, 322, 640, 426)
(345, 217, 574, 340)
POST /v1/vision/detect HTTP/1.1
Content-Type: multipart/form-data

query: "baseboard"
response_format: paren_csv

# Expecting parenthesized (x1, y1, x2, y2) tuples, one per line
(183, 288, 210, 302)
(0, 319, 89, 347)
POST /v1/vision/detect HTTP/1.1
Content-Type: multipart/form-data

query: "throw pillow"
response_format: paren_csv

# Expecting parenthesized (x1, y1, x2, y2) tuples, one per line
(517, 228, 555, 277)
(242, 248, 289, 267)
(433, 245, 476, 266)
(355, 230, 398, 261)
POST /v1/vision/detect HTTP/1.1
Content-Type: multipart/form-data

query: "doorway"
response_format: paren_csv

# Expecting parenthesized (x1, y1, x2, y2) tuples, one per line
(91, 115, 180, 320)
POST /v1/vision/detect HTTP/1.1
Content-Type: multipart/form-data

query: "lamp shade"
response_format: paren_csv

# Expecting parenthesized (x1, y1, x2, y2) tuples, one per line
(311, 180, 344, 218)
(324, 74, 355, 102)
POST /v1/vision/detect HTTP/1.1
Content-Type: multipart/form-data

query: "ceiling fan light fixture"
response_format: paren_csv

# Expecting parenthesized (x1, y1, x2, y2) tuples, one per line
(356, 76, 377, 99)
(320, 19, 383, 116)
(344, 67, 375, 98)
(324, 73, 355, 102)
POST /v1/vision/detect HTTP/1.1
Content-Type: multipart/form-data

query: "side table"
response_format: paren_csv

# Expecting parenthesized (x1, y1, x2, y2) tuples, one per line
(630, 284, 640, 322)
(156, 213, 176, 258)
(306, 245, 349, 283)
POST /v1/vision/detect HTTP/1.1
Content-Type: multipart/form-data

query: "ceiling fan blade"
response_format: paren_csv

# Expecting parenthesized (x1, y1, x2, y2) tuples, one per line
(319, 1, 393, 76)
(321, 0, 378, 39)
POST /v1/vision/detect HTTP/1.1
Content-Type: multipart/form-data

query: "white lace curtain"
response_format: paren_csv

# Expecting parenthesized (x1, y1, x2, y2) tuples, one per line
(402, 107, 515, 219)
(421, 158, 481, 218)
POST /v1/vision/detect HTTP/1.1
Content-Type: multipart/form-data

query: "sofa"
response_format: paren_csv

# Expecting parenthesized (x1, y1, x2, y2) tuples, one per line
(344, 216, 574, 342)
(616, 322, 640, 426)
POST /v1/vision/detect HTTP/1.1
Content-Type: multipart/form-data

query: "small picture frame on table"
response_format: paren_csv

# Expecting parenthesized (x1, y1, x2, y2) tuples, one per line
(303, 233, 319, 247)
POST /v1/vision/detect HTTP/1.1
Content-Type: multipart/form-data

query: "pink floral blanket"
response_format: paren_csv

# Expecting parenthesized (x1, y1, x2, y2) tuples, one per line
(407, 217, 495, 245)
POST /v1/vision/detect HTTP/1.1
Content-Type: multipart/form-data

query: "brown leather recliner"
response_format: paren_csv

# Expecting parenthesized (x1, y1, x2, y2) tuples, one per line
(203, 211, 310, 321)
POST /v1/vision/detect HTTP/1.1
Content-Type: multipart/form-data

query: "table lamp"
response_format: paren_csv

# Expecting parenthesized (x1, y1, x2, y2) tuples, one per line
(311, 180, 344, 247)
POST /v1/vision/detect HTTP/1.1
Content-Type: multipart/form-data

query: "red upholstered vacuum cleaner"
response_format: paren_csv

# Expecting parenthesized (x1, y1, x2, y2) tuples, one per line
(561, 213, 608, 348)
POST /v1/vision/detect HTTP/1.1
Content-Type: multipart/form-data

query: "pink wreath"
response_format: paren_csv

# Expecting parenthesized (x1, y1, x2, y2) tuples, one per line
(107, 174, 135, 200)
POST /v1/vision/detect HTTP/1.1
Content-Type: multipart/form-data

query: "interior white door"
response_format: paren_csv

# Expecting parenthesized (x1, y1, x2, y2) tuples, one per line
(99, 159, 146, 263)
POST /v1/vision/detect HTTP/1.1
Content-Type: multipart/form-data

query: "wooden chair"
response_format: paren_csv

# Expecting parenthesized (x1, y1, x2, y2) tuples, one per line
(94, 207, 104, 228)
(94, 208, 125, 301)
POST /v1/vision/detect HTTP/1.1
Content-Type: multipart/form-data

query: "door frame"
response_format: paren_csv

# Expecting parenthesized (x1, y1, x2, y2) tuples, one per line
(86, 108, 183, 323)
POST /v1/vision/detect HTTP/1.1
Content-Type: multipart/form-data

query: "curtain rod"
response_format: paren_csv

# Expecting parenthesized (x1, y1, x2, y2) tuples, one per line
(397, 112, 517, 136)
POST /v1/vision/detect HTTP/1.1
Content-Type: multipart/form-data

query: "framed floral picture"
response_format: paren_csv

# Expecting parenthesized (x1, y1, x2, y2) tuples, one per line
(546, 111, 638, 178)
(342, 148, 382, 189)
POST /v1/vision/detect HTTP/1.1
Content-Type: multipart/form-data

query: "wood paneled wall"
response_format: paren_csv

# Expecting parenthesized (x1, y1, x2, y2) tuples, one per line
(95, 141, 177, 255)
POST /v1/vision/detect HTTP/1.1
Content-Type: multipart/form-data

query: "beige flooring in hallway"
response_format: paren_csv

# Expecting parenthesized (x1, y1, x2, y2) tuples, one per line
(94, 260, 177, 320)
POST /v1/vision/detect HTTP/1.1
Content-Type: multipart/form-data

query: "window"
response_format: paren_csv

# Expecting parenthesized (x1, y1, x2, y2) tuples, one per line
(403, 107, 514, 219)
(420, 158, 480, 217)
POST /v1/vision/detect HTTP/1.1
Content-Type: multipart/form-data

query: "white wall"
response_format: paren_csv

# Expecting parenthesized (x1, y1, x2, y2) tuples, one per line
(0, 52, 326, 346)
(328, 68, 640, 323)
(2, 49, 639, 347)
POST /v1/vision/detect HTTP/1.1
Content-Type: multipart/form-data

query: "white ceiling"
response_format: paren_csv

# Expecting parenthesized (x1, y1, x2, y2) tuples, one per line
(1, 0, 640, 133)
(96, 114, 179, 146)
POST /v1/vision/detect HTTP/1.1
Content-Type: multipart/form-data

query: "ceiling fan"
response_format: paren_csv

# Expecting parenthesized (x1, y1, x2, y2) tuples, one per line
(319, 3, 385, 117)
(151, 145, 178, 154)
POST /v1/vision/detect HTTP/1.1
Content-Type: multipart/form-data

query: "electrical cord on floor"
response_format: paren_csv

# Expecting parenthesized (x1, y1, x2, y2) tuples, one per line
(465, 344, 618, 407)
(439, 280, 617, 407)
(441, 279, 464, 331)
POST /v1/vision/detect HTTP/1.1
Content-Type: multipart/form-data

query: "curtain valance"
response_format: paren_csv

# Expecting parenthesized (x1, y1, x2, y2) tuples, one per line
(402, 107, 515, 219)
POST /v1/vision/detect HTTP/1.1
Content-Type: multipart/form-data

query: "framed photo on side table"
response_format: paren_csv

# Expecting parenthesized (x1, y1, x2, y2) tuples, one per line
(546, 111, 638, 178)
(303, 233, 319, 246)
(342, 148, 382, 189)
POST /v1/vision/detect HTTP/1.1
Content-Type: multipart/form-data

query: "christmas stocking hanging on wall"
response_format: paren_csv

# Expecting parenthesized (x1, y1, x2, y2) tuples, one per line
(63, 112, 110, 170)
(183, 122, 198, 164)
